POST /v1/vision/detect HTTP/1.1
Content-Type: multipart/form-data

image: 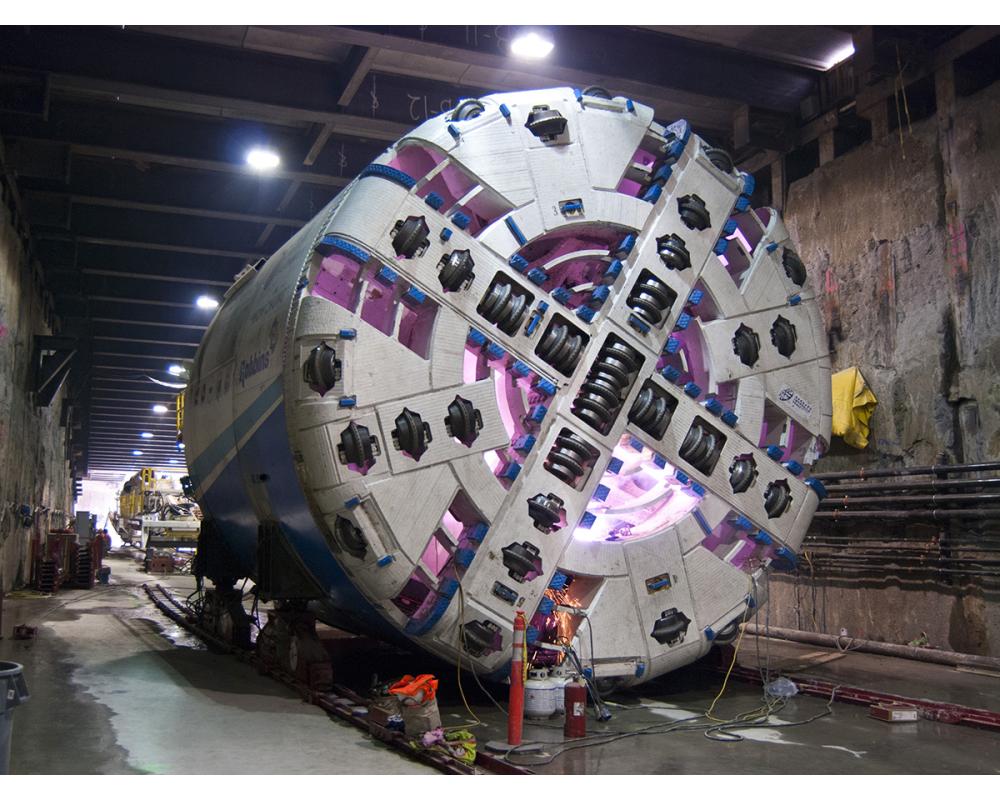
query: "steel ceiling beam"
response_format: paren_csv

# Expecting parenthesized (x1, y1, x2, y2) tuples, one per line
(80, 268, 232, 287)
(9, 137, 351, 190)
(639, 26, 854, 72)
(89, 463, 182, 469)
(90, 418, 176, 427)
(93, 375, 180, 384)
(91, 385, 182, 394)
(89, 438, 176, 445)
(93, 351, 189, 361)
(48, 72, 409, 142)
(90, 409, 179, 417)
(90, 434, 177, 440)
(89, 453, 181, 460)
(92, 363, 183, 373)
(89, 406, 177, 415)
(38, 232, 266, 261)
(71, 142, 350, 189)
(92, 398, 179, 407)
(134, 25, 740, 133)
(26, 190, 310, 228)
(93, 335, 199, 347)
(90, 422, 178, 430)
(337, 46, 380, 107)
(318, 26, 740, 132)
(90, 436, 177, 443)
(89, 436, 178, 444)
(90, 317, 210, 331)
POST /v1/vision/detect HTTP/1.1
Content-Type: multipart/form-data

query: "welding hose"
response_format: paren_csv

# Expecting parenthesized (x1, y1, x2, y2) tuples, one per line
(565, 645, 613, 722)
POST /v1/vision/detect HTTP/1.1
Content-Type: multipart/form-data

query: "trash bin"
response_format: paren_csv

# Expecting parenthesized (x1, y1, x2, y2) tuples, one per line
(0, 662, 29, 774)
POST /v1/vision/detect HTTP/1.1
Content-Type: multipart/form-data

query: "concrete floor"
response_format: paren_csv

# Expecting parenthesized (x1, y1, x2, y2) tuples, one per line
(435, 674, 1000, 774)
(738, 636, 1000, 713)
(0, 553, 435, 774)
(2, 550, 1000, 774)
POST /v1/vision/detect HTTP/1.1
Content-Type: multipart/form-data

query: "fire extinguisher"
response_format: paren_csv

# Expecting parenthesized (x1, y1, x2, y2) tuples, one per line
(564, 678, 587, 738)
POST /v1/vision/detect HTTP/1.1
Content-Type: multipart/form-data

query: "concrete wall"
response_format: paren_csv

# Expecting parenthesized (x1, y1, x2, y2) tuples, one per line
(0, 179, 73, 595)
(767, 75, 1000, 655)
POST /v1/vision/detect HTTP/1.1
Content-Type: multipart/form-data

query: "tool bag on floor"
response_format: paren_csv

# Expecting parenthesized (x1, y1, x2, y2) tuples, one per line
(389, 674, 441, 735)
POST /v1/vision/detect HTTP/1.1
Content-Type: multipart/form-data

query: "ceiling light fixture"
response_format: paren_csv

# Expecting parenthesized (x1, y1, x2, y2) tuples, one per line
(196, 295, 219, 310)
(824, 42, 855, 70)
(510, 31, 554, 60)
(152, 404, 168, 414)
(167, 364, 186, 376)
(140, 432, 154, 439)
(132, 450, 143, 456)
(246, 148, 281, 171)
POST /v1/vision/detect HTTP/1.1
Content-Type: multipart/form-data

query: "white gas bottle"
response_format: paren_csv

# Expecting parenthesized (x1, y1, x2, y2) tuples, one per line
(549, 665, 573, 715)
(524, 669, 559, 719)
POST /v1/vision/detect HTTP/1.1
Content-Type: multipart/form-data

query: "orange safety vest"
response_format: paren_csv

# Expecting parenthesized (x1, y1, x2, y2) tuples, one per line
(388, 673, 438, 705)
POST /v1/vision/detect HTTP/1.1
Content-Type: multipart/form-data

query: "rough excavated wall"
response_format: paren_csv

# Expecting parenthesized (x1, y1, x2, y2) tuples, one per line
(766, 78, 1000, 655)
(786, 80, 1000, 468)
(0, 181, 73, 599)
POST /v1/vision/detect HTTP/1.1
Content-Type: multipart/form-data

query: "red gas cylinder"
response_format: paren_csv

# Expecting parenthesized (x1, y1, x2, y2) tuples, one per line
(564, 679, 587, 738)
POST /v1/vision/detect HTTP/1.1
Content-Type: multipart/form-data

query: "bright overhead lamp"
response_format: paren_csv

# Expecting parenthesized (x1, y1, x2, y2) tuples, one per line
(140, 432, 154, 439)
(178, 442, 186, 450)
(132, 450, 143, 456)
(196, 295, 219, 310)
(824, 43, 855, 70)
(510, 31, 554, 60)
(169, 459, 179, 465)
(167, 364, 186, 376)
(246, 148, 281, 171)
(152, 404, 168, 414)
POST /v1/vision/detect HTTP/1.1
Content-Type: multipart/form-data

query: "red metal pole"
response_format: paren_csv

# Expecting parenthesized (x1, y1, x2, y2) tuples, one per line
(507, 610, 526, 746)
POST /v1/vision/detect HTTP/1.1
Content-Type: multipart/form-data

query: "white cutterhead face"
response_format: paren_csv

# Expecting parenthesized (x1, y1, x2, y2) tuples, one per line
(229, 87, 829, 687)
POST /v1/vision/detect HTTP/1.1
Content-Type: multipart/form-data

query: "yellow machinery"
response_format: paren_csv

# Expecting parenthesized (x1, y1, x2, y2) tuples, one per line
(176, 391, 185, 440)
(113, 467, 201, 549)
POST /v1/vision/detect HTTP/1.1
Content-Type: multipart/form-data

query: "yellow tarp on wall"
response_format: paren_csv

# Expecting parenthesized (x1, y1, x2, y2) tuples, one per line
(831, 367, 878, 449)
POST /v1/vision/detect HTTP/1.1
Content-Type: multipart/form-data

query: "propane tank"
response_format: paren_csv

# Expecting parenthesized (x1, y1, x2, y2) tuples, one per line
(549, 664, 572, 715)
(564, 678, 588, 738)
(524, 669, 558, 719)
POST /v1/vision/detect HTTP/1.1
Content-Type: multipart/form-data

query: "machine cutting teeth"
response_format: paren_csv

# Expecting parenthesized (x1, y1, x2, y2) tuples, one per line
(657, 233, 691, 270)
(392, 408, 432, 460)
(391, 215, 430, 258)
(338, 422, 380, 471)
(527, 493, 565, 532)
(437, 250, 476, 292)
(444, 397, 483, 446)
(302, 342, 341, 395)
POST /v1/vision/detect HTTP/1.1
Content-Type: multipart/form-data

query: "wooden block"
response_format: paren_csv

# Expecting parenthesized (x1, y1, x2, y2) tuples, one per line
(870, 702, 919, 723)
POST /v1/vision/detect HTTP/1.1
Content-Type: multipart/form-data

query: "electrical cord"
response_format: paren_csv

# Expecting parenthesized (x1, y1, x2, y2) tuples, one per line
(584, 613, 597, 679)
(705, 571, 758, 723)
(504, 685, 840, 766)
(450, 583, 514, 731)
(505, 566, 839, 767)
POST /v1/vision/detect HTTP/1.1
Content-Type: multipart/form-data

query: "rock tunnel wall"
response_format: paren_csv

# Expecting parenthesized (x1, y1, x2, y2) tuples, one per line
(767, 75, 1000, 656)
(0, 171, 73, 599)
